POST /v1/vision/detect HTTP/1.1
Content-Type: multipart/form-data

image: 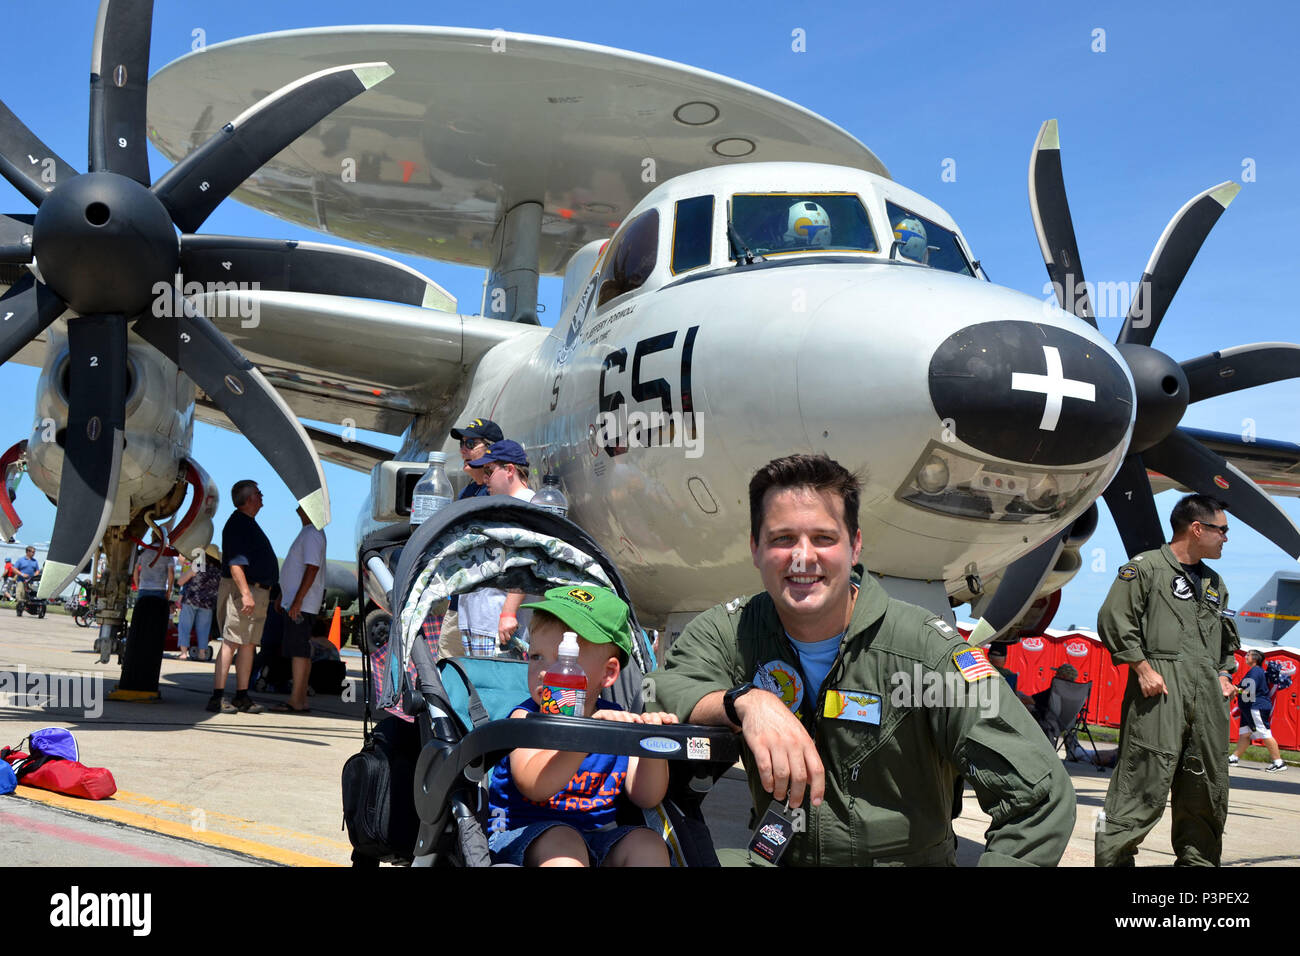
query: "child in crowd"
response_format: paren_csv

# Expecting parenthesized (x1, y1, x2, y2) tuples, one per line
(486, 585, 676, 867)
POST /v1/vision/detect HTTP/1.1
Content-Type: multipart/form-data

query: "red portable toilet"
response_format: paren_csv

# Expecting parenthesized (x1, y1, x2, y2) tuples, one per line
(1013, 636, 1054, 696)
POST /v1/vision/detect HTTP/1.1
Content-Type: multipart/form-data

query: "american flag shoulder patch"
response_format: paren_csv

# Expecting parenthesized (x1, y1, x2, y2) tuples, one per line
(952, 647, 997, 683)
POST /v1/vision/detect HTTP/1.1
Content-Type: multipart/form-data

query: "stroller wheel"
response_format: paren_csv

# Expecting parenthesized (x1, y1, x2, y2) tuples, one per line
(254, 678, 267, 692)
(16, 605, 22, 617)
(37, 604, 45, 619)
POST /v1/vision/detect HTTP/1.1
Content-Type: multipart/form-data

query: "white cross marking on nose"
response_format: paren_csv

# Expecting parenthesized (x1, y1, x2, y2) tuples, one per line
(1010, 345, 1095, 431)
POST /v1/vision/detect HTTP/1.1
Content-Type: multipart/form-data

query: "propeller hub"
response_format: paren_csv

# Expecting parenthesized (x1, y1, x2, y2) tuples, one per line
(31, 172, 178, 316)
(1116, 342, 1189, 454)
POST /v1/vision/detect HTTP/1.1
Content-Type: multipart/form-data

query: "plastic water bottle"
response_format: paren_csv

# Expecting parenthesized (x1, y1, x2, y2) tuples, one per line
(534, 474, 569, 519)
(540, 631, 586, 717)
(409, 451, 453, 526)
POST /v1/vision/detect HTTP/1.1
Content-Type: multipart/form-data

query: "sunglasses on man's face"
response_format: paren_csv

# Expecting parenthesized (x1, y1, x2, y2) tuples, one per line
(1198, 521, 1229, 535)
(459, 438, 486, 449)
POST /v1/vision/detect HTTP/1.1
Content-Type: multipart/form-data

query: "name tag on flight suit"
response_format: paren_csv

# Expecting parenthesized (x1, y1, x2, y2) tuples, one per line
(823, 689, 881, 725)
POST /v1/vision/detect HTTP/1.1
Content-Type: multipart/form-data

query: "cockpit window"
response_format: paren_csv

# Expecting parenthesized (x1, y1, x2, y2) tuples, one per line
(729, 193, 878, 258)
(885, 201, 972, 276)
(671, 195, 714, 274)
(597, 209, 659, 307)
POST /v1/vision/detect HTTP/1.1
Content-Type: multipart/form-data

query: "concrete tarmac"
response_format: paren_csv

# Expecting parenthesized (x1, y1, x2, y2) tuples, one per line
(2, 614, 1297, 866)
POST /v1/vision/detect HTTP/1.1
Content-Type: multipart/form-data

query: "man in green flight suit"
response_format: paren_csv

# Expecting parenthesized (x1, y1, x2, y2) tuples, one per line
(649, 454, 1076, 866)
(1094, 493, 1239, 867)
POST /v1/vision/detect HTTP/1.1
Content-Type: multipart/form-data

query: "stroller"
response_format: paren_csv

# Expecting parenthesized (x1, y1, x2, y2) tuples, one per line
(349, 496, 739, 867)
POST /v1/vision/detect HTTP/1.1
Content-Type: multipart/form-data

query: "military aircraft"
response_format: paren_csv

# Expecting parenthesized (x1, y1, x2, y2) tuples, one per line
(1, 1, 1298, 655)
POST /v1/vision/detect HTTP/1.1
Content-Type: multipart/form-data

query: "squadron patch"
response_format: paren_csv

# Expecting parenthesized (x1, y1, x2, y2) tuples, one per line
(1118, 564, 1138, 581)
(1171, 576, 1195, 601)
(1205, 585, 1221, 606)
(755, 660, 804, 715)
(952, 647, 997, 683)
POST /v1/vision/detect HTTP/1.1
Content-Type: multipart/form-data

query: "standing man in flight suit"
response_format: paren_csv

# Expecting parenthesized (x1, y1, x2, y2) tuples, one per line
(1094, 494, 1239, 866)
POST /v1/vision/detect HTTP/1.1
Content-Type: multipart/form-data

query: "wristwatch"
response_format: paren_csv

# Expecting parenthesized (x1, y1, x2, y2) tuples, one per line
(724, 682, 755, 727)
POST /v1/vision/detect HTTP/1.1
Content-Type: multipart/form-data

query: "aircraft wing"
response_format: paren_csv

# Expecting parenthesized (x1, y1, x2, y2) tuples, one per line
(190, 288, 544, 437)
(1148, 427, 1300, 498)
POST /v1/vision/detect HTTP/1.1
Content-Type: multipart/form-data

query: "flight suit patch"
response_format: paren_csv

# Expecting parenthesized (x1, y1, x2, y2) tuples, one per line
(952, 647, 997, 683)
(1205, 585, 1220, 607)
(823, 689, 881, 725)
(1171, 576, 1194, 600)
(755, 660, 804, 714)
(1118, 564, 1138, 581)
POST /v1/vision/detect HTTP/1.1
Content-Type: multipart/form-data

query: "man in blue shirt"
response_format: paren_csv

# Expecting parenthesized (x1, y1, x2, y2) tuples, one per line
(13, 546, 39, 604)
(1230, 650, 1288, 772)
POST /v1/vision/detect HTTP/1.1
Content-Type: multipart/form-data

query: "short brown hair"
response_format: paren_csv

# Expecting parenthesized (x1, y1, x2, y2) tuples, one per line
(749, 454, 861, 542)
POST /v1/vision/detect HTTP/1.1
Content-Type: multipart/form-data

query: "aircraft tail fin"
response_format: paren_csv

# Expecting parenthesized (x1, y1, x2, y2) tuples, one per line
(1232, 570, 1300, 644)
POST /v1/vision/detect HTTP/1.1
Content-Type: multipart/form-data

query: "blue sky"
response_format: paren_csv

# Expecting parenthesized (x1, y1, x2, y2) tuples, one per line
(1, 0, 1297, 629)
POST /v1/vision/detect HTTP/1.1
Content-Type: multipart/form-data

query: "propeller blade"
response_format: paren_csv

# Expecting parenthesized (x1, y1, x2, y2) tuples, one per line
(968, 529, 1070, 646)
(1101, 453, 1166, 559)
(1142, 427, 1300, 559)
(1181, 342, 1300, 404)
(0, 273, 67, 364)
(87, 0, 154, 183)
(1117, 182, 1240, 347)
(152, 62, 394, 233)
(0, 212, 34, 263)
(39, 314, 127, 598)
(179, 235, 451, 308)
(1028, 119, 1096, 327)
(132, 294, 329, 527)
(0, 101, 80, 206)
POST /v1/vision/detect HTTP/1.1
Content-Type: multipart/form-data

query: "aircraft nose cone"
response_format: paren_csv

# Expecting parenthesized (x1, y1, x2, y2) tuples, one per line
(928, 321, 1132, 466)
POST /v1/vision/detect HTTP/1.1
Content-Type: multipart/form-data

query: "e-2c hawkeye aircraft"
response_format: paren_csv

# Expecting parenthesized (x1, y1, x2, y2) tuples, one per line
(1, 2, 1298, 656)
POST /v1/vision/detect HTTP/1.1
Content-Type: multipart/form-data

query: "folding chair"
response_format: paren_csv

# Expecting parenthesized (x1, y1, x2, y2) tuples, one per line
(1039, 679, 1104, 770)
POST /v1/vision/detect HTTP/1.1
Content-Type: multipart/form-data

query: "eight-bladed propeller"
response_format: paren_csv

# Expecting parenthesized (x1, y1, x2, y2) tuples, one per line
(969, 119, 1300, 645)
(0, 0, 425, 598)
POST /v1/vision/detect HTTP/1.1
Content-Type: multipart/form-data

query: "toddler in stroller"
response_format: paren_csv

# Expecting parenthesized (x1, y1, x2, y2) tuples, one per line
(348, 496, 739, 867)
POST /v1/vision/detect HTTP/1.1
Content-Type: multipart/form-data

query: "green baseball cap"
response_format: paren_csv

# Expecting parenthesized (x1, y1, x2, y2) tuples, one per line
(522, 586, 633, 658)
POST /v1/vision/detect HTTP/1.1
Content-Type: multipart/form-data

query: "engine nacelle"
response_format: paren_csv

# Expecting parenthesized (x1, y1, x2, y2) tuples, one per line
(26, 324, 196, 525)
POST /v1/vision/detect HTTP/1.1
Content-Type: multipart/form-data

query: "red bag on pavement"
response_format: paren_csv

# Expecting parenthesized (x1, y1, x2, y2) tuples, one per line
(1, 747, 117, 800)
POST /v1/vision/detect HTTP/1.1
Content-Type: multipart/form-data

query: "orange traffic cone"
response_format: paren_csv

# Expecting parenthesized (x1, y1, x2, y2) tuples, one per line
(328, 605, 342, 651)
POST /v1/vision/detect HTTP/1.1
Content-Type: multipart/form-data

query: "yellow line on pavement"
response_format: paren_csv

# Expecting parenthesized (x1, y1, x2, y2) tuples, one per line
(17, 787, 344, 867)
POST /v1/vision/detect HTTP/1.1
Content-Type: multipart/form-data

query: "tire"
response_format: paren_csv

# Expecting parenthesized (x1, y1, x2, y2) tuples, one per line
(96, 635, 111, 664)
(37, 604, 45, 619)
(16, 605, 21, 617)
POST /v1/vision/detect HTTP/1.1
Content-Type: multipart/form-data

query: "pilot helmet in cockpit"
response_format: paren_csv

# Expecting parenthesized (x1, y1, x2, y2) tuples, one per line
(892, 214, 927, 262)
(783, 201, 833, 248)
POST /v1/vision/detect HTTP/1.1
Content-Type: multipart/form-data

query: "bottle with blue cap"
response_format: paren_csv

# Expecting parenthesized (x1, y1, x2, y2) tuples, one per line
(410, 451, 453, 526)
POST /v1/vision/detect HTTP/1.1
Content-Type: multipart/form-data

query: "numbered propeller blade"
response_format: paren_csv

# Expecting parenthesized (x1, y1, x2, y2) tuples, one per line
(0, 273, 67, 364)
(968, 528, 1071, 646)
(0, 101, 80, 207)
(1141, 427, 1300, 559)
(88, 0, 154, 184)
(0, 213, 34, 263)
(152, 62, 393, 233)
(1117, 182, 1240, 348)
(133, 295, 328, 527)
(1180, 343, 1300, 404)
(1028, 119, 1096, 327)
(1101, 454, 1166, 559)
(39, 315, 127, 598)
(178, 235, 450, 308)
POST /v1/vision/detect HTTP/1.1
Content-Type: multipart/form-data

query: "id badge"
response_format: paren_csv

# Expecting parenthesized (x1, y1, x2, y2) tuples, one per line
(747, 799, 798, 865)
